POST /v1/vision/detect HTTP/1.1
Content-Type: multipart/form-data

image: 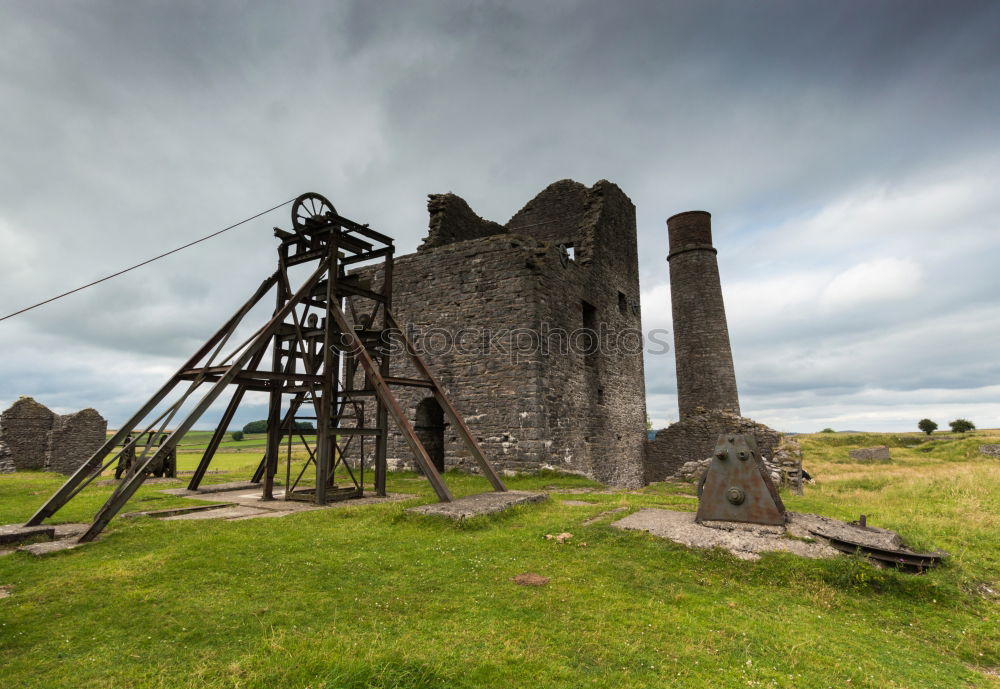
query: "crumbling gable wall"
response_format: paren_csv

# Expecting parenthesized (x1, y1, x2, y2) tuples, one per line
(0, 396, 56, 470)
(357, 179, 647, 488)
(419, 193, 506, 250)
(47, 408, 107, 475)
(0, 397, 108, 475)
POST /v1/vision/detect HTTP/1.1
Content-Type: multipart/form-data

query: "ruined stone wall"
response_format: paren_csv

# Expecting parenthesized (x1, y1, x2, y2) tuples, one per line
(354, 179, 646, 487)
(978, 444, 1000, 458)
(0, 397, 107, 474)
(644, 409, 781, 483)
(419, 193, 506, 250)
(0, 442, 13, 474)
(0, 396, 56, 470)
(518, 180, 645, 487)
(47, 408, 107, 475)
(357, 234, 548, 475)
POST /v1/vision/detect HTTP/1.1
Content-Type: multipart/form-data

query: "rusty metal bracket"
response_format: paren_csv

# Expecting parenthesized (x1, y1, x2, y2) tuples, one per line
(695, 434, 786, 526)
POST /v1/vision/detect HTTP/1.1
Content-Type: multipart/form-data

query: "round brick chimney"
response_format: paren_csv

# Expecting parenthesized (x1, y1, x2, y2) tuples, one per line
(666, 211, 740, 420)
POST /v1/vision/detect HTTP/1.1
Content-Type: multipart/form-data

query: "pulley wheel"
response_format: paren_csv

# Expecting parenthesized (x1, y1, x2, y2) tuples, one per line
(291, 192, 336, 230)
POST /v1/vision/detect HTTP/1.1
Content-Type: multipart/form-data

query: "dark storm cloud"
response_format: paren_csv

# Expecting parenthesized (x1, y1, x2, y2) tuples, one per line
(1, 0, 998, 430)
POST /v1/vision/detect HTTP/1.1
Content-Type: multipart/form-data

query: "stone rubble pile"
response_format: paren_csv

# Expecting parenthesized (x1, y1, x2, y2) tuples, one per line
(668, 455, 782, 486)
(644, 408, 781, 483)
(667, 435, 808, 493)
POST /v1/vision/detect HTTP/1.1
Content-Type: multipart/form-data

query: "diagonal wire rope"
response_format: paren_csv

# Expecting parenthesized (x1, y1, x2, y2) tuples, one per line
(0, 197, 297, 323)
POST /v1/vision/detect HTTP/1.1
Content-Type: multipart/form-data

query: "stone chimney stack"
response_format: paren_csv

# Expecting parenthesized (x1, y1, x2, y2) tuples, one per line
(666, 211, 740, 421)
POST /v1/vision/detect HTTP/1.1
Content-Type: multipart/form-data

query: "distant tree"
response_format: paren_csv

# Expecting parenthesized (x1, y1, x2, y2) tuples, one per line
(242, 420, 267, 434)
(949, 419, 975, 433)
(241, 419, 312, 434)
(645, 415, 653, 432)
(820, 428, 835, 433)
(917, 419, 938, 435)
(231, 431, 244, 441)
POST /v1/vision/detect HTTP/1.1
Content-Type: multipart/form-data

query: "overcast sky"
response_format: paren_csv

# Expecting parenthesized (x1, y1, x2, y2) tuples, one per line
(1, 1, 998, 433)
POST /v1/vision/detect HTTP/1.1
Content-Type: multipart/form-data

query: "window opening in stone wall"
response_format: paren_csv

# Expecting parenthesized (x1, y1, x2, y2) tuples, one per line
(414, 397, 446, 474)
(618, 291, 627, 314)
(582, 300, 598, 363)
(558, 242, 576, 267)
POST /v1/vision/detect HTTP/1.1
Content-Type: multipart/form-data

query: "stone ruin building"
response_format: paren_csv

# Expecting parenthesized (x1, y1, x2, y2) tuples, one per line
(351, 181, 783, 489)
(356, 180, 647, 487)
(0, 396, 107, 475)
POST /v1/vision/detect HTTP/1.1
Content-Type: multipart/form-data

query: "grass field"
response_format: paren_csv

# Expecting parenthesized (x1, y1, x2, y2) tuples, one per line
(0, 430, 997, 688)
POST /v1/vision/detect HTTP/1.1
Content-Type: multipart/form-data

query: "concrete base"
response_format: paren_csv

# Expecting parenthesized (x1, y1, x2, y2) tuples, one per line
(0, 524, 55, 546)
(160, 481, 260, 495)
(1, 523, 95, 556)
(149, 487, 418, 521)
(612, 509, 841, 561)
(407, 490, 546, 519)
(20, 538, 90, 556)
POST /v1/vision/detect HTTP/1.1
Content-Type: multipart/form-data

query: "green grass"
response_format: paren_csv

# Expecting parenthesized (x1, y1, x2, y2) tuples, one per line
(0, 433, 998, 688)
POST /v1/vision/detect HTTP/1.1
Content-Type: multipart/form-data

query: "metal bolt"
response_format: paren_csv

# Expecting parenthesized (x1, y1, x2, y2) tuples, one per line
(737, 450, 748, 461)
(726, 487, 745, 505)
(715, 450, 728, 460)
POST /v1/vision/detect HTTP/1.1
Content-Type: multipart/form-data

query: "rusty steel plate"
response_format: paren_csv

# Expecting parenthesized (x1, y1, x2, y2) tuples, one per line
(696, 434, 785, 526)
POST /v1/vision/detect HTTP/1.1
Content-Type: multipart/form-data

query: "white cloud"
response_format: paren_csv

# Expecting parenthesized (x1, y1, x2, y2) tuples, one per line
(819, 257, 923, 310)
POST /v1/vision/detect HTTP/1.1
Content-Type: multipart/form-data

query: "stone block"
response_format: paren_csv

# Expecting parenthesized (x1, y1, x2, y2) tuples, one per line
(848, 446, 891, 462)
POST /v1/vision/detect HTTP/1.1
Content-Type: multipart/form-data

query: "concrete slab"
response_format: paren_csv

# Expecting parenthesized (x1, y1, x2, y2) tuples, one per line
(160, 481, 260, 495)
(612, 508, 839, 561)
(123, 504, 231, 519)
(162, 505, 271, 521)
(51, 523, 90, 539)
(407, 490, 547, 519)
(0, 524, 54, 546)
(95, 477, 182, 487)
(20, 537, 97, 556)
(560, 500, 597, 506)
(144, 487, 420, 522)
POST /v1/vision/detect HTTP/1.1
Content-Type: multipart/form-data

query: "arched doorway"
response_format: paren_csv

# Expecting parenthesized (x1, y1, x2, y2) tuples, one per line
(414, 397, 446, 474)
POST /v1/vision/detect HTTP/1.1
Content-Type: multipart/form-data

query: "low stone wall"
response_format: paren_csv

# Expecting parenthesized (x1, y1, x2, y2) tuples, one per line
(979, 445, 1000, 458)
(644, 409, 781, 483)
(848, 446, 891, 462)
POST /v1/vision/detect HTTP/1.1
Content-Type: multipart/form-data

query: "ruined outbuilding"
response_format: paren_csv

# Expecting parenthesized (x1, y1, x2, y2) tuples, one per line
(357, 180, 647, 487)
(0, 397, 107, 475)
